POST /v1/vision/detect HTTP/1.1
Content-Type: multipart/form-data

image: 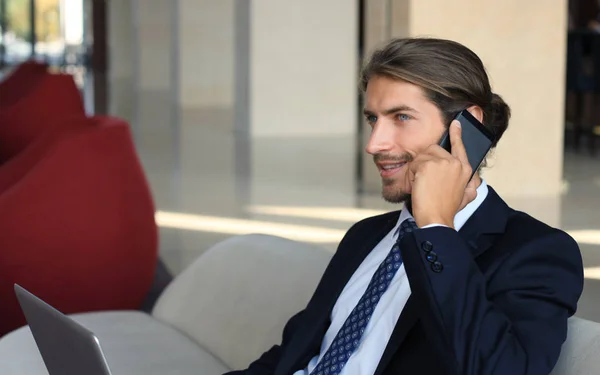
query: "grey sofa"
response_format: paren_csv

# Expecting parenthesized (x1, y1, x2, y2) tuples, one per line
(0, 233, 598, 374)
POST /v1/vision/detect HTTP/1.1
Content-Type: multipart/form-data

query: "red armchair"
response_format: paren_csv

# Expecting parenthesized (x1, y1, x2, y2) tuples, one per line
(0, 116, 158, 336)
(0, 61, 48, 104)
(0, 64, 85, 162)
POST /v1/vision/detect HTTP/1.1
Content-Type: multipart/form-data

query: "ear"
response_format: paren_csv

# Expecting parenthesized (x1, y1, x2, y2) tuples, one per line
(467, 105, 484, 123)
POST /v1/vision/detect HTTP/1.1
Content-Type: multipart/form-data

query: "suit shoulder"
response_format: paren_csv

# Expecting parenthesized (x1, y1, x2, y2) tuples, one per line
(501, 210, 583, 305)
(505, 210, 579, 251)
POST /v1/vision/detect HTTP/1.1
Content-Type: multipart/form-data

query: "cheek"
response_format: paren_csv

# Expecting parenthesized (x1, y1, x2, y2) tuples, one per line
(399, 126, 438, 154)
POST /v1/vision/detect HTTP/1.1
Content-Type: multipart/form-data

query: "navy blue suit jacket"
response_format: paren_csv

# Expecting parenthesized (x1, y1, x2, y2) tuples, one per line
(227, 187, 584, 375)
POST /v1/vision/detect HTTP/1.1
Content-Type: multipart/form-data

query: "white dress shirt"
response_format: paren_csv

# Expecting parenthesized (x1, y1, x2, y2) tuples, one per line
(294, 180, 489, 375)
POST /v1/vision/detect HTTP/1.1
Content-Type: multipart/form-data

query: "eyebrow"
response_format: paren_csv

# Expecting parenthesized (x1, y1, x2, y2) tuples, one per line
(363, 105, 420, 117)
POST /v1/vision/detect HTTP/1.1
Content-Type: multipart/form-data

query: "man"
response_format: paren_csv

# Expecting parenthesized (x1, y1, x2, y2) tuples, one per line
(227, 38, 584, 375)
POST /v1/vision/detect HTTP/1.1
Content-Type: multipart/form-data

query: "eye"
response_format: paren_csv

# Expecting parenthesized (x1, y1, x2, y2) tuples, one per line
(397, 113, 412, 121)
(365, 115, 377, 124)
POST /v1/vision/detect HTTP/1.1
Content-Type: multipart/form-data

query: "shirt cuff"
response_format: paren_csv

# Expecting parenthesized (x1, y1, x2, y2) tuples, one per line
(421, 224, 450, 229)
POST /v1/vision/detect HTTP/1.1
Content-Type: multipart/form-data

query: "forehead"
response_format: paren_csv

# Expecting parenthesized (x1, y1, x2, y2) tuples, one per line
(364, 75, 429, 110)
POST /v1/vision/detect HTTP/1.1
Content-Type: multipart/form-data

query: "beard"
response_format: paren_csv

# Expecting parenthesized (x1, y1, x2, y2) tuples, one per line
(382, 183, 411, 203)
(374, 152, 413, 204)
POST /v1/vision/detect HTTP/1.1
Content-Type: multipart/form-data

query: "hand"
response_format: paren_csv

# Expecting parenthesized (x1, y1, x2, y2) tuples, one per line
(405, 120, 479, 228)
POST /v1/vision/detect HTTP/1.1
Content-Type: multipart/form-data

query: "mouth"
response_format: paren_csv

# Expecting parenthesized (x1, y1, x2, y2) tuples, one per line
(377, 162, 407, 178)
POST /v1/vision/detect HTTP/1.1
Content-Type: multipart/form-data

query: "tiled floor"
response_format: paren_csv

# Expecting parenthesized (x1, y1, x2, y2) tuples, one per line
(132, 101, 600, 322)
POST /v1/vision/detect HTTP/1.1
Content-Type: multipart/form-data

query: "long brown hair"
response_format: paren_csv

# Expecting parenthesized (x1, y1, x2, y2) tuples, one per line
(360, 37, 510, 148)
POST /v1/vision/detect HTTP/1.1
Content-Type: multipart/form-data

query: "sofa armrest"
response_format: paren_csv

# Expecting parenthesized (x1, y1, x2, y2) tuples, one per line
(550, 316, 600, 375)
(151, 233, 332, 370)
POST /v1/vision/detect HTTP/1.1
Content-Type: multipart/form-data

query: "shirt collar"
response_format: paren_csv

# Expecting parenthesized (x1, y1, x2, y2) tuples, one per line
(395, 179, 489, 235)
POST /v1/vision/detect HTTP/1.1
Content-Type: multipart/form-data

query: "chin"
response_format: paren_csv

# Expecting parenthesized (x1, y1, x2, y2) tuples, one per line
(381, 183, 411, 204)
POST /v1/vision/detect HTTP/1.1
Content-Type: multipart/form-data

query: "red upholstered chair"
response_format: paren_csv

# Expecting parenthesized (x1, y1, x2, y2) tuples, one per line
(0, 66, 85, 162)
(0, 61, 49, 106)
(0, 116, 158, 336)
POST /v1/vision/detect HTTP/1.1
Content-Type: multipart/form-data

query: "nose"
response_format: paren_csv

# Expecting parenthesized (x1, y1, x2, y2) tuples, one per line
(365, 123, 394, 155)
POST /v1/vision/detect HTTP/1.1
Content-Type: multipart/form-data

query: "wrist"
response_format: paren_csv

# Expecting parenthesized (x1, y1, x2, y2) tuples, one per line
(416, 216, 454, 229)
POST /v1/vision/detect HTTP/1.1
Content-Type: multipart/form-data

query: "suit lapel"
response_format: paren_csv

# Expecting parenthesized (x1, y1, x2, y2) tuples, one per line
(373, 291, 426, 375)
(327, 212, 401, 314)
(374, 186, 511, 375)
(457, 186, 511, 257)
(277, 211, 400, 375)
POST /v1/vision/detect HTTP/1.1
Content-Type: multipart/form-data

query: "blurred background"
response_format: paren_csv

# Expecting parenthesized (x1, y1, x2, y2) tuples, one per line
(1, 0, 600, 319)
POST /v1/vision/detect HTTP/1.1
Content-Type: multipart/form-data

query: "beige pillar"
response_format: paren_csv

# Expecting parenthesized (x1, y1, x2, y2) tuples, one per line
(107, 0, 183, 271)
(177, 0, 236, 130)
(133, 0, 177, 133)
(360, 0, 395, 199)
(240, 0, 359, 137)
(362, 0, 567, 226)
(108, 0, 177, 142)
(236, 0, 361, 209)
(173, 0, 241, 218)
(107, 0, 135, 123)
(108, 0, 180, 208)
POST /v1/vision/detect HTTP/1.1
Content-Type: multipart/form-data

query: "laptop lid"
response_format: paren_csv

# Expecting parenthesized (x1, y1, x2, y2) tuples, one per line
(14, 284, 112, 375)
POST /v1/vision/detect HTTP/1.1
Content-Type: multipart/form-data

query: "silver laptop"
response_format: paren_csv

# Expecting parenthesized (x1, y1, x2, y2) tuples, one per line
(14, 284, 113, 375)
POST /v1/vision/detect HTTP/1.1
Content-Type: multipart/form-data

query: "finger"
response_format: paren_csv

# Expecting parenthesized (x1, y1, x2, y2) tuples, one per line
(407, 154, 436, 174)
(449, 120, 469, 165)
(423, 144, 452, 159)
(404, 163, 416, 189)
(411, 153, 437, 164)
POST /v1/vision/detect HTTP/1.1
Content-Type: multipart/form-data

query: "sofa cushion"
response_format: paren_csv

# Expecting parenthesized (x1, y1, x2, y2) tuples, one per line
(0, 311, 229, 375)
(152, 233, 333, 371)
(550, 316, 600, 375)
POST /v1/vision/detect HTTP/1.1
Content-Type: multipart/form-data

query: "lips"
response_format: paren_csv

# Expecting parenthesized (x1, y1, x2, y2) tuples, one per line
(381, 163, 405, 170)
(378, 161, 407, 178)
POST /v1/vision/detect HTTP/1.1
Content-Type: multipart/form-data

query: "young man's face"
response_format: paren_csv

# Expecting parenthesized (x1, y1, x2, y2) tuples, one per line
(364, 75, 447, 203)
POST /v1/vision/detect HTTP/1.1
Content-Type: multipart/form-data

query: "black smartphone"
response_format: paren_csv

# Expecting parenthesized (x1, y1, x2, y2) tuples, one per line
(438, 110, 495, 180)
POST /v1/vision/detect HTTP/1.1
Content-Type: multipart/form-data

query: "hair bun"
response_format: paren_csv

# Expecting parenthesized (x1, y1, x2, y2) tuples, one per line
(488, 93, 511, 146)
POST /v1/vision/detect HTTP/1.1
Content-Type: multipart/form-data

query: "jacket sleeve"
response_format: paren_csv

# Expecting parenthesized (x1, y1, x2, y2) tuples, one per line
(224, 310, 306, 375)
(401, 226, 584, 375)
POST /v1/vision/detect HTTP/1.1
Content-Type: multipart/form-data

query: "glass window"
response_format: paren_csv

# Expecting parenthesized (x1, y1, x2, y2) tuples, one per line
(0, 0, 92, 111)
(34, 0, 62, 65)
(4, 0, 33, 65)
(0, 0, 5, 67)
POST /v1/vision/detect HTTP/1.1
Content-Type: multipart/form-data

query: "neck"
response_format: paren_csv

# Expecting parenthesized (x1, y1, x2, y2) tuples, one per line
(405, 200, 413, 215)
(472, 173, 482, 189)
